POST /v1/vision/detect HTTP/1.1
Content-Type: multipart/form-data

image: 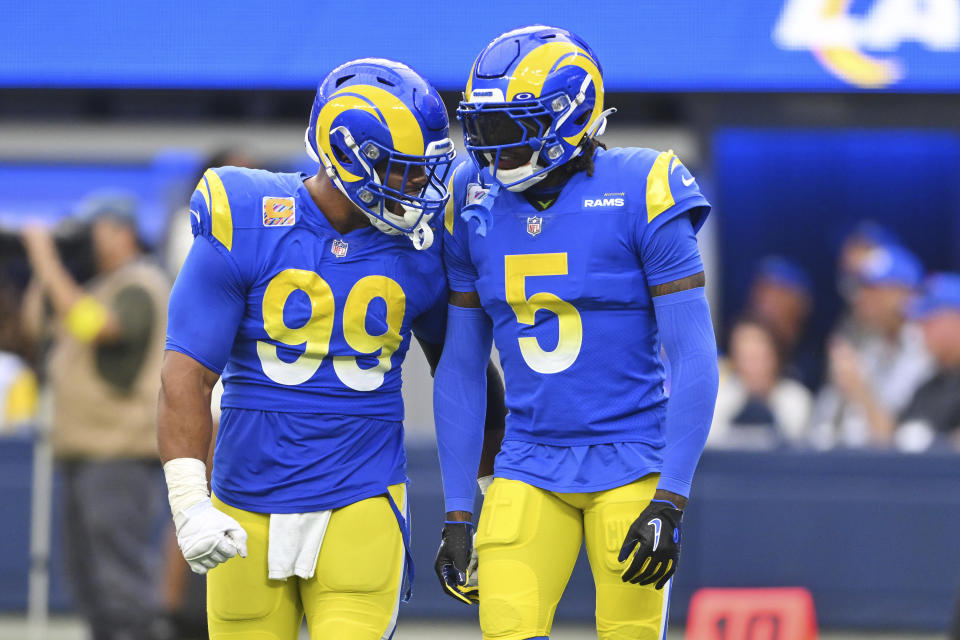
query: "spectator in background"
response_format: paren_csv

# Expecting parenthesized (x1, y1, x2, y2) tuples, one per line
(837, 222, 899, 301)
(810, 244, 932, 450)
(834, 221, 901, 343)
(709, 317, 812, 449)
(0, 283, 37, 433)
(892, 274, 960, 453)
(20, 192, 171, 640)
(0, 351, 37, 434)
(745, 256, 818, 388)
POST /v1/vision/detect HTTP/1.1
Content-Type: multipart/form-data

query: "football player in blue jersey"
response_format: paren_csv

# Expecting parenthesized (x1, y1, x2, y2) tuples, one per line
(432, 27, 720, 640)
(156, 58, 504, 640)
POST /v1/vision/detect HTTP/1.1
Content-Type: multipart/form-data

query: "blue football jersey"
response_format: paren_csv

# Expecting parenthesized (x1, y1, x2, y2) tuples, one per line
(444, 147, 710, 463)
(166, 166, 446, 512)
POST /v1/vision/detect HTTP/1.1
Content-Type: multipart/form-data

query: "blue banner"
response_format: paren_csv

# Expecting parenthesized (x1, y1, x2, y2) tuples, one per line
(5, 0, 960, 91)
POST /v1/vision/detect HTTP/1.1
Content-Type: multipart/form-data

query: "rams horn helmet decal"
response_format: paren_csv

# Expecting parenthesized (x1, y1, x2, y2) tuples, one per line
(458, 25, 616, 192)
(306, 58, 455, 249)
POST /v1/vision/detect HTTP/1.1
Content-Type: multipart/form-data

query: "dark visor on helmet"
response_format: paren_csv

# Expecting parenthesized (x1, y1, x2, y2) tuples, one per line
(356, 140, 455, 230)
(458, 99, 557, 170)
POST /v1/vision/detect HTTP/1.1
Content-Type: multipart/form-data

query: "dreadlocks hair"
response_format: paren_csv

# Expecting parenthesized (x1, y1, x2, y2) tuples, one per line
(563, 138, 607, 178)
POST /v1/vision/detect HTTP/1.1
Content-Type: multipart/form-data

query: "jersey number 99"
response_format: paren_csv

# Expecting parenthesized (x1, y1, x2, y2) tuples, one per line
(256, 269, 405, 391)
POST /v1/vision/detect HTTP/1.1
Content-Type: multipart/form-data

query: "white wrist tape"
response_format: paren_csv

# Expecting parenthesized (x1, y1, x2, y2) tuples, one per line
(163, 458, 210, 528)
(477, 475, 494, 495)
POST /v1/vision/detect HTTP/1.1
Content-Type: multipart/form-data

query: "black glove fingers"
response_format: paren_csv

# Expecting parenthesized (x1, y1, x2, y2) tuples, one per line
(639, 559, 668, 586)
(441, 582, 474, 605)
(619, 500, 683, 587)
(621, 550, 650, 583)
(634, 558, 663, 585)
(654, 559, 676, 590)
(436, 522, 478, 606)
(441, 564, 462, 586)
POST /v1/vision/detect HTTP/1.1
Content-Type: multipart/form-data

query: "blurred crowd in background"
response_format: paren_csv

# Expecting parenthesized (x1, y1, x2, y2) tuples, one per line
(712, 227, 960, 454)
(5, 190, 960, 450)
(6, 176, 959, 455)
(0, 150, 257, 640)
(1, 144, 959, 638)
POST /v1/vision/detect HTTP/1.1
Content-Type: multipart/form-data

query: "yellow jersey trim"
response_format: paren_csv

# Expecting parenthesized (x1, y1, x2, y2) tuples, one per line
(646, 150, 677, 223)
(203, 169, 233, 251)
(444, 174, 456, 235)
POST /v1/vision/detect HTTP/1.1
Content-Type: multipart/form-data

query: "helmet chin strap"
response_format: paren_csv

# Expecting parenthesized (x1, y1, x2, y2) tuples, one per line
(493, 106, 618, 193)
(408, 217, 434, 250)
(497, 163, 550, 192)
(493, 142, 550, 193)
(400, 202, 434, 250)
(362, 202, 435, 249)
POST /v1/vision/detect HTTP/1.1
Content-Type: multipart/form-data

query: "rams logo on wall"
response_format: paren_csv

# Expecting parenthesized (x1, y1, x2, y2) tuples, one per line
(773, 0, 960, 89)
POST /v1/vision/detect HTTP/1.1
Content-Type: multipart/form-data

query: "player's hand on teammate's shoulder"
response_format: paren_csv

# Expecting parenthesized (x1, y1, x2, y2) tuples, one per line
(434, 519, 479, 605)
(618, 497, 684, 590)
(174, 498, 248, 575)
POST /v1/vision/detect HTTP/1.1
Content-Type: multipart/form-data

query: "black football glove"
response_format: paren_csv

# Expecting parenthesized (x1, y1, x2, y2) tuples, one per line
(618, 499, 683, 589)
(434, 521, 479, 605)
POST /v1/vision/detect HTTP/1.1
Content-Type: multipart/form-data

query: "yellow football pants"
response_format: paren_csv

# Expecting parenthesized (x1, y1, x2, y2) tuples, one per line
(476, 475, 670, 640)
(207, 485, 406, 640)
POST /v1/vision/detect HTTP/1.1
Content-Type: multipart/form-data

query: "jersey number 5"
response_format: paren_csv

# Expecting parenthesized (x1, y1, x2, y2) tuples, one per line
(256, 269, 405, 391)
(504, 253, 582, 374)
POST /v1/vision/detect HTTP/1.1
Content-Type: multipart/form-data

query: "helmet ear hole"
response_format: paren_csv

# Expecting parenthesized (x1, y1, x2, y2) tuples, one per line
(574, 111, 590, 126)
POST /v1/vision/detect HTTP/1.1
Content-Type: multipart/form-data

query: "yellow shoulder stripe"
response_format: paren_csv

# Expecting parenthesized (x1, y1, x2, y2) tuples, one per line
(203, 169, 233, 251)
(444, 173, 456, 235)
(646, 150, 677, 223)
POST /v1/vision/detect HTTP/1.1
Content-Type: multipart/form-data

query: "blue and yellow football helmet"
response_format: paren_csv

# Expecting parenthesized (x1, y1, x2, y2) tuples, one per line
(306, 58, 455, 249)
(458, 26, 615, 192)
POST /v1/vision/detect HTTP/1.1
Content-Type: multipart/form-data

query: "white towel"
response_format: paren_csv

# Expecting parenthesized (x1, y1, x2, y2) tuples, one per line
(267, 510, 332, 580)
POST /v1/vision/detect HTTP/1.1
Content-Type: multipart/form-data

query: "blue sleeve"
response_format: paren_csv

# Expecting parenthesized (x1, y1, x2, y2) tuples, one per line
(653, 287, 719, 498)
(165, 235, 246, 374)
(433, 304, 493, 514)
(411, 293, 447, 346)
(443, 219, 479, 293)
(442, 160, 481, 293)
(639, 212, 704, 287)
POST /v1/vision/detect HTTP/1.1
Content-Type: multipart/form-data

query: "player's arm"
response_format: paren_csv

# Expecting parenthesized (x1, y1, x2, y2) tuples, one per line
(619, 212, 719, 589)
(157, 351, 219, 463)
(648, 266, 718, 507)
(432, 288, 493, 604)
(157, 233, 248, 575)
(650, 271, 719, 509)
(418, 334, 505, 480)
(21, 226, 126, 344)
(433, 289, 489, 520)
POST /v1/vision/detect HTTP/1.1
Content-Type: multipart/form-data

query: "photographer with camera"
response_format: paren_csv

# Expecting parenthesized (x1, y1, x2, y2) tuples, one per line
(21, 192, 171, 640)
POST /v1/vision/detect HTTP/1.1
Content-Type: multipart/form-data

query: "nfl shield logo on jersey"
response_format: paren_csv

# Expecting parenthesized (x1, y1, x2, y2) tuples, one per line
(331, 239, 349, 258)
(526, 216, 542, 237)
